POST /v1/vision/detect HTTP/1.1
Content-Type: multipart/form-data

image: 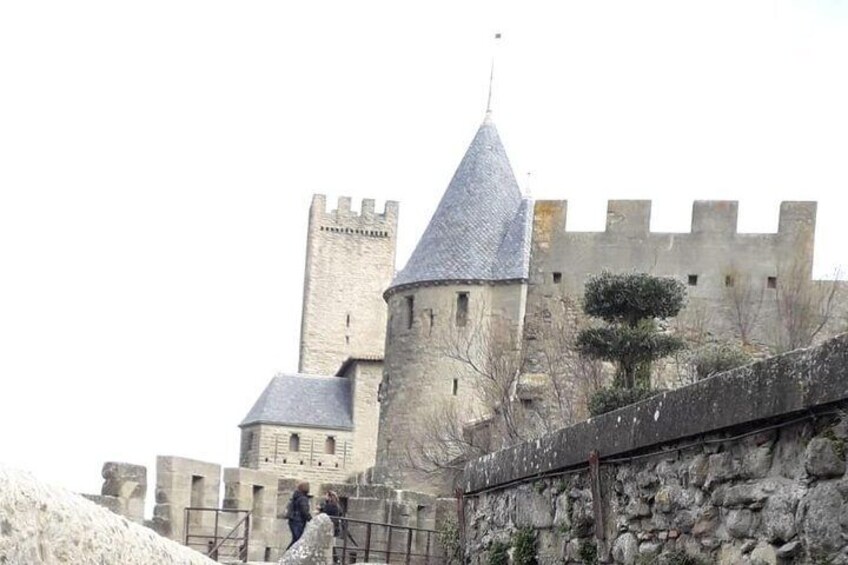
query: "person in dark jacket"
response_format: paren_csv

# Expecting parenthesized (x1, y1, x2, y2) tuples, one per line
(318, 490, 342, 537)
(286, 482, 312, 549)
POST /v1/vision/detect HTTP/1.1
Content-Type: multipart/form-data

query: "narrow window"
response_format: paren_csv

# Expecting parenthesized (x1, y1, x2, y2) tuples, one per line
(452, 378, 458, 396)
(252, 485, 264, 516)
(725, 275, 735, 287)
(552, 272, 562, 284)
(521, 398, 534, 409)
(456, 292, 469, 327)
(325, 436, 336, 455)
(688, 275, 698, 286)
(767, 276, 778, 289)
(345, 335, 350, 345)
(289, 433, 300, 452)
(405, 296, 414, 329)
(428, 309, 435, 336)
(190, 475, 204, 524)
(345, 313, 351, 327)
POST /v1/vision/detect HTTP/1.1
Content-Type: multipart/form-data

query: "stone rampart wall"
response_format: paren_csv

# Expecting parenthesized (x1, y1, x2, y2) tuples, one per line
(522, 200, 845, 374)
(462, 334, 848, 564)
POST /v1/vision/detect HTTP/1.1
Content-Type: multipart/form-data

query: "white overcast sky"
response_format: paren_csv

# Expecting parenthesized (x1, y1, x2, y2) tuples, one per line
(1, 1, 847, 505)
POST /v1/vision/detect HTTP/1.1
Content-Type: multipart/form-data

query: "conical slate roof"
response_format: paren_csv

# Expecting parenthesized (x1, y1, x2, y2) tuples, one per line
(388, 114, 532, 293)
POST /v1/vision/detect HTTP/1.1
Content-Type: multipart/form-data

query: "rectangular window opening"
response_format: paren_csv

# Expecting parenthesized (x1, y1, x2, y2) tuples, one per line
(552, 272, 562, 284)
(725, 275, 735, 287)
(688, 274, 698, 286)
(767, 276, 778, 289)
(456, 292, 469, 327)
(190, 475, 204, 524)
(452, 378, 458, 396)
(405, 296, 414, 329)
(252, 485, 264, 516)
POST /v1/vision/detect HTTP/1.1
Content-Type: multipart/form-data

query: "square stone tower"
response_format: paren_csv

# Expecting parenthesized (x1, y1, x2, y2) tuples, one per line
(298, 195, 399, 375)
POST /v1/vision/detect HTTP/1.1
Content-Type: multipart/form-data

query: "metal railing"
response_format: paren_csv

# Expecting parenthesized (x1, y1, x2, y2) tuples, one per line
(184, 507, 251, 563)
(333, 516, 444, 565)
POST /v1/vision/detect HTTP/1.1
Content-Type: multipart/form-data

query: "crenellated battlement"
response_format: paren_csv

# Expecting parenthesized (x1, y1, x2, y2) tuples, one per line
(310, 194, 399, 229)
(535, 199, 816, 238)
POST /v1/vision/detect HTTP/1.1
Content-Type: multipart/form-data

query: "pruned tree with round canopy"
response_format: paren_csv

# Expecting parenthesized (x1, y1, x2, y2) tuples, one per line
(577, 272, 687, 389)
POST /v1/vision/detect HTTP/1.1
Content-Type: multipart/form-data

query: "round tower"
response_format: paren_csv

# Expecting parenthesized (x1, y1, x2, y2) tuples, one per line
(374, 113, 532, 493)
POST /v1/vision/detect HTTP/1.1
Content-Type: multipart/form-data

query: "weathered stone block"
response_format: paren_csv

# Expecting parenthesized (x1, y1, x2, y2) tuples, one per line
(279, 514, 334, 565)
(725, 508, 756, 538)
(749, 541, 777, 565)
(101, 462, 147, 498)
(805, 437, 846, 478)
(612, 532, 638, 564)
(514, 487, 553, 529)
(797, 481, 848, 558)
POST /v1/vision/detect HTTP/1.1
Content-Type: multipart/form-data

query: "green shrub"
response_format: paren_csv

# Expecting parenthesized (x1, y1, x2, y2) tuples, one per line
(578, 272, 687, 389)
(577, 539, 598, 564)
(588, 387, 660, 416)
(690, 343, 752, 380)
(487, 540, 510, 565)
(635, 550, 708, 565)
(436, 518, 461, 565)
(511, 527, 537, 565)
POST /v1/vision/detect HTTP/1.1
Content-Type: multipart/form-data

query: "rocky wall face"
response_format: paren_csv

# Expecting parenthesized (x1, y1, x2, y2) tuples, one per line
(464, 412, 848, 565)
(0, 467, 217, 565)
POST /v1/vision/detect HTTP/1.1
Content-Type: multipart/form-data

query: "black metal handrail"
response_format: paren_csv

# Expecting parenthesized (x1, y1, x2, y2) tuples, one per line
(332, 515, 444, 565)
(184, 507, 251, 563)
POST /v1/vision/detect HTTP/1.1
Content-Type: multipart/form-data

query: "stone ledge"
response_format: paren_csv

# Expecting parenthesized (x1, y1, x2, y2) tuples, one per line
(463, 333, 848, 494)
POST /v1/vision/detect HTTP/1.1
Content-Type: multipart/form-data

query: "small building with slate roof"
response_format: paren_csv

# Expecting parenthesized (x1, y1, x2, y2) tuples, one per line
(239, 358, 383, 483)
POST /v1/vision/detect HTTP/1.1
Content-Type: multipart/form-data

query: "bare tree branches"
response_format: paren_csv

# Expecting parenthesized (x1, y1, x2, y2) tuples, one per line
(723, 269, 764, 346)
(772, 262, 842, 353)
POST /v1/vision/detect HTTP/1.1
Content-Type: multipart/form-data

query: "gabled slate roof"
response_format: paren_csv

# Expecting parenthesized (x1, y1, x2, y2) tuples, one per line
(388, 113, 532, 293)
(240, 373, 353, 430)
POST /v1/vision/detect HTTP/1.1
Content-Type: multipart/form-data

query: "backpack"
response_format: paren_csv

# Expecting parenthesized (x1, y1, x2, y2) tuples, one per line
(283, 495, 297, 520)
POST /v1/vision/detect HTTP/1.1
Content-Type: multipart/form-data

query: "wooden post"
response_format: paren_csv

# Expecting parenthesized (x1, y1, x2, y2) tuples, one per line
(588, 450, 605, 545)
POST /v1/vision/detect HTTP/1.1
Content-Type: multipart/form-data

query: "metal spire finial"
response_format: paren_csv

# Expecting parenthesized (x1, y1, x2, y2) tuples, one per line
(486, 33, 502, 115)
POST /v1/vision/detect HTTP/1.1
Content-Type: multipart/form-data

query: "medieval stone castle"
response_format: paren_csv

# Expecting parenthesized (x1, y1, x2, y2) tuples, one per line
(238, 109, 845, 496)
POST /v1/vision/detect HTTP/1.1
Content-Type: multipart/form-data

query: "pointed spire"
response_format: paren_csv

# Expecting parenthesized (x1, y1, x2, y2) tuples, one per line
(387, 115, 531, 293)
(486, 33, 501, 116)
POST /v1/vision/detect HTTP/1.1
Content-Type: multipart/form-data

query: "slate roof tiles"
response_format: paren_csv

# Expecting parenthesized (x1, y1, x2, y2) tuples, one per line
(388, 113, 532, 292)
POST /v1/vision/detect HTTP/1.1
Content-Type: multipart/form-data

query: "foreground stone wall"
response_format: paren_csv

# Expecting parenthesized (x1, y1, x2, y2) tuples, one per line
(463, 334, 848, 564)
(0, 467, 216, 564)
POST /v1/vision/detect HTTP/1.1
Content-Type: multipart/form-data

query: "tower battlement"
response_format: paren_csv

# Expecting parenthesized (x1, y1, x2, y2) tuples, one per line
(535, 199, 816, 238)
(299, 194, 399, 376)
(310, 195, 399, 229)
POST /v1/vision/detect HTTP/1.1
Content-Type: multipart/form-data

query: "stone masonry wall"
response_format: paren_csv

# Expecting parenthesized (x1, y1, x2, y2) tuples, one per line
(82, 461, 147, 524)
(299, 195, 398, 376)
(463, 334, 848, 564)
(376, 281, 527, 493)
(522, 200, 839, 374)
(240, 423, 355, 484)
(347, 359, 383, 473)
